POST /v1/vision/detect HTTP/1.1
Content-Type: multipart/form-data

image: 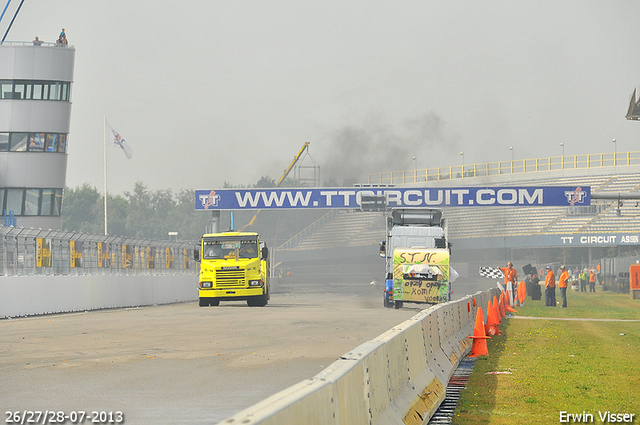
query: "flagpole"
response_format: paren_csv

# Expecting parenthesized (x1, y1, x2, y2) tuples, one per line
(103, 115, 108, 235)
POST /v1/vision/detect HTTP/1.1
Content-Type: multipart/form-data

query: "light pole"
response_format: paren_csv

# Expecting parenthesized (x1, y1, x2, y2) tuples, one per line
(412, 156, 417, 181)
(560, 142, 565, 168)
(509, 146, 514, 162)
(460, 152, 465, 177)
(613, 139, 617, 165)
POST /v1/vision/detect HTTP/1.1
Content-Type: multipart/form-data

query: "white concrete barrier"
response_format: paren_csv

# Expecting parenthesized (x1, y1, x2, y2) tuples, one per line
(0, 274, 197, 317)
(455, 300, 474, 356)
(317, 357, 370, 425)
(374, 319, 443, 425)
(420, 306, 451, 387)
(220, 290, 496, 425)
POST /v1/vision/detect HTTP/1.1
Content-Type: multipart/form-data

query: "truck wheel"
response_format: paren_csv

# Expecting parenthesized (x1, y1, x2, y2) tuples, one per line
(383, 297, 393, 308)
(199, 298, 209, 307)
(394, 301, 403, 309)
(248, 294, 268, 307)
(210, 300, 220, 306)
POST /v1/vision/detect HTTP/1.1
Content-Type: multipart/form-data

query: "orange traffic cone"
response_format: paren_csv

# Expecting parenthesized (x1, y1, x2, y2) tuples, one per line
(517, 281, 526, 305)
(494, 295, 503, 323)
(485, 300, 500, 336)
(468, 307, 490, 357)
(498, 294, 506, 319)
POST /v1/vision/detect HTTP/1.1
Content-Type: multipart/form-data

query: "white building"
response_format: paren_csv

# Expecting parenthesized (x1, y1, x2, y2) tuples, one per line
(0, 41, 75, 229)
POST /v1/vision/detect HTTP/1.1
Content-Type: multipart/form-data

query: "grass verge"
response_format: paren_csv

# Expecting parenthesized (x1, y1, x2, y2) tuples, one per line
(452, 287, 640, 424)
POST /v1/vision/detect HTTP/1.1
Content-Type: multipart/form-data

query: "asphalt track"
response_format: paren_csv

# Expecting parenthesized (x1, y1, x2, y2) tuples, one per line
(1, 286, 416, 424)
(0, 278, 492, 424)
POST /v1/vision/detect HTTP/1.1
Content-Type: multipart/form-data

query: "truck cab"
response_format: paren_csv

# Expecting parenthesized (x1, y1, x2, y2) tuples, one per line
(194, 231, 269, 307)
(380, 209, 451, 308)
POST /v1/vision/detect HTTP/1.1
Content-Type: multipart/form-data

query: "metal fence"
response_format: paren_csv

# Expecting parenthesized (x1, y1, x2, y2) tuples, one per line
(599, 251, 640, 293)
(368, 151, 640, 185)
(0, 226, 197, 276)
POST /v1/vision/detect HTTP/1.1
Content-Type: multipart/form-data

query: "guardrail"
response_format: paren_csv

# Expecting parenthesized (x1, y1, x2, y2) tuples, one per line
(368, 151, 640, 185)
(0, 225, 196, 276)
(218, 288, 499, 425)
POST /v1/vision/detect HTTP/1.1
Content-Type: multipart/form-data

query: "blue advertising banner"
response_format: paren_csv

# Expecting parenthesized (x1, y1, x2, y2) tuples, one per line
(195, 186, 590, 210)
(453, 233, 639, 250)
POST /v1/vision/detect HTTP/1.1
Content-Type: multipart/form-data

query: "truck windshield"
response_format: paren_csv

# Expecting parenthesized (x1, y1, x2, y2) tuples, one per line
(203, 239, 259, 260)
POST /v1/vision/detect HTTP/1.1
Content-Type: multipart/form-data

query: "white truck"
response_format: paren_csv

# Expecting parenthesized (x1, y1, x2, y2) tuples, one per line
(379, 208, 451, 308)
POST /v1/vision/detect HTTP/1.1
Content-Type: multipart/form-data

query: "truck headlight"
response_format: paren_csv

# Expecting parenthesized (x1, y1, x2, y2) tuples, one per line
(199, 281, 212, 288)
(249, 280, 263, 287)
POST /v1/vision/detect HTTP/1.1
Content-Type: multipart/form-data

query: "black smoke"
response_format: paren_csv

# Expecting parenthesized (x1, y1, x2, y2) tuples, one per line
(319, 112, 457, 186)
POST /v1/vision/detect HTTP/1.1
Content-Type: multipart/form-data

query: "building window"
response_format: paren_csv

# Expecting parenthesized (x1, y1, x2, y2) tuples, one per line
(0, 132, 67, 153)
(45, 134, 55, 152)
(41, 189, 54, 215)
(1, 81, 13, 99)
(0, 133, 8, 151)
(0, 80, 70, 101)
(53, 189, 62, 215)
(57, 134, 67, 153)
(0, 188, 63, 217)
(5, 189, 24, 215)
(29, 133, 45, 152)
(32, 83, 43, 100)
(10, 133, 28, 151)
(13, 81, 27, 99)
(24, 189, 40, 215)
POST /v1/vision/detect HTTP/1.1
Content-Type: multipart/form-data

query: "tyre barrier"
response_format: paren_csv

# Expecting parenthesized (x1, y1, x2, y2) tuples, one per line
(219, 288, 500, 425)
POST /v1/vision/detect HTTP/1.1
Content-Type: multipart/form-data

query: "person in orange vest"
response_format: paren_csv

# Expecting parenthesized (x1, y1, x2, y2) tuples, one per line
(544, 265, 556, 307)
(558, 265, 570, 308)
(499, 262, 518, 306)
(589, 269, 596, 293)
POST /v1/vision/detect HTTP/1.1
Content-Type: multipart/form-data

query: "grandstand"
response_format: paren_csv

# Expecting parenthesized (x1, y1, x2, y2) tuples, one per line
(445, 172, 640, 239)
(275, 152, 640, 270)
(279, 210, 385, 251)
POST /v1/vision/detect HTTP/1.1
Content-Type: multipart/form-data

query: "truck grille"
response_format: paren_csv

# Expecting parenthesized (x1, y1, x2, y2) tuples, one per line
(216, 269, 245, 286)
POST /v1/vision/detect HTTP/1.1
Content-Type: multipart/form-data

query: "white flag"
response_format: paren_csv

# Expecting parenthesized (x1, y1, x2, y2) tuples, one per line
(107, 122, 133, 159)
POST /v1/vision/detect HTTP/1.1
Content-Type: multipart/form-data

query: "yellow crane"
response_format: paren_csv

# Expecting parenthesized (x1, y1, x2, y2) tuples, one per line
(241, 142, 310, 230)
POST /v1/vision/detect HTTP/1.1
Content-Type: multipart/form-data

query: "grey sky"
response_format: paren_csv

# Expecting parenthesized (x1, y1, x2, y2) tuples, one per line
(5, 0, 640, 195)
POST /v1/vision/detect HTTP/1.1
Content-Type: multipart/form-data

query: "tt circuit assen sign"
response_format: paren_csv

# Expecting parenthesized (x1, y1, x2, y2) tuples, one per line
(195, 186, 590, 210)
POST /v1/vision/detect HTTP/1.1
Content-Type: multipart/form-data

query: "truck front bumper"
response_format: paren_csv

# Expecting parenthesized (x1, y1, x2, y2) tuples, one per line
(199, 286, 265, 300)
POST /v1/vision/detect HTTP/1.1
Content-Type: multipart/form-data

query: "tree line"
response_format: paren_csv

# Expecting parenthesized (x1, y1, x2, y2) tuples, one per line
(62, 178, 325, 245)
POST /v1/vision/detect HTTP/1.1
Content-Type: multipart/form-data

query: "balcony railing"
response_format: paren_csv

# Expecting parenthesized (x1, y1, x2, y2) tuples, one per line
(0, 40, 74, 48)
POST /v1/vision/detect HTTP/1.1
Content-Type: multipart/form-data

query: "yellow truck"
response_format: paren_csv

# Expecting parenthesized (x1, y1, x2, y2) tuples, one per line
(195, 232, 270, 307)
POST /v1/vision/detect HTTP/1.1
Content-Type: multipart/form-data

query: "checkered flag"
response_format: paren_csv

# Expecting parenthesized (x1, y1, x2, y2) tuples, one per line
(479, 266, 504, 279)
